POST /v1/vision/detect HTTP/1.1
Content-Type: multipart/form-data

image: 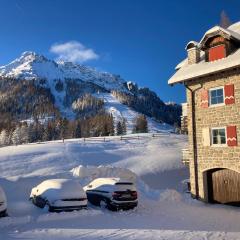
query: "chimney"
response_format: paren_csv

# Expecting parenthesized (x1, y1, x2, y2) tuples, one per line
(186, 41, 200, 65)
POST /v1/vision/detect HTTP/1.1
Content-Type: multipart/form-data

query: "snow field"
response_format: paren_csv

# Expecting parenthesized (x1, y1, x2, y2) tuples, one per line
(0, 134, 240, 239)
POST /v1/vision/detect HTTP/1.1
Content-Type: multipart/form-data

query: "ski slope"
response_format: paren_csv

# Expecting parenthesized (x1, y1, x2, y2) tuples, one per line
(98, 93, 172, 133)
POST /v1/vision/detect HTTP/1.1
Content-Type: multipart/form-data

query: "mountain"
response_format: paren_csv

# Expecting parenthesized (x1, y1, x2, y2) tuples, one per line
(0, 52, 180, 133)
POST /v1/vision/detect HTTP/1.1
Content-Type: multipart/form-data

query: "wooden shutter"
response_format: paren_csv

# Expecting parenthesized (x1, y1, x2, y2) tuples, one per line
(224, 84, 235, 105)
(202, 128, 210, 146)
(200, 89, 209, 108)
(209, 45, 226, 62)
(227, 126, 237, 147)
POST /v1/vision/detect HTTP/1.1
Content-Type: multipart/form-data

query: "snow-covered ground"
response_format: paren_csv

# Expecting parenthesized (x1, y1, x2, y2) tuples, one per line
(0, 134, 240, 239)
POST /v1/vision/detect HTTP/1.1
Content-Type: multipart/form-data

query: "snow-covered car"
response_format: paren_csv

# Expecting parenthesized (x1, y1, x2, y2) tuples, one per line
(0, 185, 7, 217)
(30, 179, 87, 212)
(84, 178, 138, 211)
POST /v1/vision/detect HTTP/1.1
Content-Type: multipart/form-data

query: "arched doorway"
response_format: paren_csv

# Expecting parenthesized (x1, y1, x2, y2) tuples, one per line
(204, 168, 240, 205)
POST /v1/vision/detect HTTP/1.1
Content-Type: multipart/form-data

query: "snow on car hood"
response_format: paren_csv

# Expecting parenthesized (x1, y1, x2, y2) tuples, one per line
(30, 179, 86, 202)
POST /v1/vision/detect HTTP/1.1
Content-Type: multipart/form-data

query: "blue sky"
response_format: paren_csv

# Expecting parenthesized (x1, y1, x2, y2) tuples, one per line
(0, 0, 239, 103)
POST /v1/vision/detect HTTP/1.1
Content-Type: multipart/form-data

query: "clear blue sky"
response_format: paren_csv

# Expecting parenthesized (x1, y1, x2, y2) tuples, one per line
(0, 0, 239, 103)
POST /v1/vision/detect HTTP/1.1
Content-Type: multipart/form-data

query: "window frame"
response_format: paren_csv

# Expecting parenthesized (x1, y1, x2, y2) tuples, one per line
(211, 127, 227, 147)
(209, 86, 225, 107)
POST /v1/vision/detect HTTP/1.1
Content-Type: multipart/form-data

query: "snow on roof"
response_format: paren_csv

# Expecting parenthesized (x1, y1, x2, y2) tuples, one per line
(200, 25, 240, 45)
(228, 21, 240, 32)
(169, 48, 240, 84)
(169, 21, 240, 85)
(185, 41, 199, 50)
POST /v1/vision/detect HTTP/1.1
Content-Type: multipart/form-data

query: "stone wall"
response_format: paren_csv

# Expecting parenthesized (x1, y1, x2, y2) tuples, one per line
(186, 68, 240, 201)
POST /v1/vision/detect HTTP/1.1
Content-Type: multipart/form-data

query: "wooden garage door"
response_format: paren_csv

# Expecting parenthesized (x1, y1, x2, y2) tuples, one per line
(212, 169, 240, 204)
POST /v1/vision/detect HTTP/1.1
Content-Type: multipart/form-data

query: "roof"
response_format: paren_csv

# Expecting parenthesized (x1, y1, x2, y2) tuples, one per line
(168, 22, 240, 85)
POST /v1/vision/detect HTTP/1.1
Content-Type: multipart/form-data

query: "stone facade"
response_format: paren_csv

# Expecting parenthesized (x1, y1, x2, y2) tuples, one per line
(186, 68, 240, 201)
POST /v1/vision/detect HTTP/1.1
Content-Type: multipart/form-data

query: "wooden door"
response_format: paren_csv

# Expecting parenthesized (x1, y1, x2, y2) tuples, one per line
(212, 169, 240, 204)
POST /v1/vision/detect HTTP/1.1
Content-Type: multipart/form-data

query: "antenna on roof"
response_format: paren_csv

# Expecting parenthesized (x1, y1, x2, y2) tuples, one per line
(220, 10, 232, 28)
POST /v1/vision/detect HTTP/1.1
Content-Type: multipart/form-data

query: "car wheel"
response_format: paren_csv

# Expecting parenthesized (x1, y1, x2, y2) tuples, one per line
(99, 199, 108, 210)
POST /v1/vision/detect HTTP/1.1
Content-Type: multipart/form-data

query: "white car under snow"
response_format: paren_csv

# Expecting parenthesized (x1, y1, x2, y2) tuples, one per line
(30, 179, 87, 212)
(0, 185, 7, 217)
(84, 178, 138, 211)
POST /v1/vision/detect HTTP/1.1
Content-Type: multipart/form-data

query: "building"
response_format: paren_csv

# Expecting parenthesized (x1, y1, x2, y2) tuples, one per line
(181, 103, 188, 134)
(168, 21, 240, 205)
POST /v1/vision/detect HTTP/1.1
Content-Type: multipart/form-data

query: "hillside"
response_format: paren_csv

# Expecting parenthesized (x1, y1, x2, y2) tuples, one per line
(0, 52, 181, 133)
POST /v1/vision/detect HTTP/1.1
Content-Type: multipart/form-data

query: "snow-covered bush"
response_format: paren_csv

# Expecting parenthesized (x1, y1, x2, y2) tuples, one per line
(0, 129, 9, 146)
(11, 126, 21, 145)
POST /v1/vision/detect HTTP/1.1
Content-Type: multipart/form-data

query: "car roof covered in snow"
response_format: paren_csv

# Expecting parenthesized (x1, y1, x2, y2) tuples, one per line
(84, 178, 136, 192)
(168, 21, 240, 85)
(30, 179, 86, 201)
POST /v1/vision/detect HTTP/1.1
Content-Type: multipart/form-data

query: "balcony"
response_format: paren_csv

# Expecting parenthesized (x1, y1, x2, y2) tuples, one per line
(182, 148, 190, 165)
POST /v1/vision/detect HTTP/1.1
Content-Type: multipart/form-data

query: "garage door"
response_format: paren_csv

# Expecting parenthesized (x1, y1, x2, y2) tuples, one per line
(212, 169, 240, 204)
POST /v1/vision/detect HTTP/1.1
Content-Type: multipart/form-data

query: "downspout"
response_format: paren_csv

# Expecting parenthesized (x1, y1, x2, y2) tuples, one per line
(185, 83, 203, 200)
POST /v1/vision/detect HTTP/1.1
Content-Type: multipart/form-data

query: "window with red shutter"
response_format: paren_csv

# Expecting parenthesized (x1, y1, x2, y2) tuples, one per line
(200, 89, 209, 108)
(211, 128, 226, 145)
(227, 126, 237, 147)
(209, 44, 226, 62)
(224, 84, 235, 105)
(209, 87, 224, 106)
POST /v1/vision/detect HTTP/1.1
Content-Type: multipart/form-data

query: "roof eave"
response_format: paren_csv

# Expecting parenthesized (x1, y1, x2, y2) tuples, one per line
(168, 63, 240, 86)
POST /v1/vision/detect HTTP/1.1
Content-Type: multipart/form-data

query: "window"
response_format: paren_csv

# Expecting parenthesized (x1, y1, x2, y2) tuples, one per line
(211, 128, 226, 145)
(209, 87, 224, 106)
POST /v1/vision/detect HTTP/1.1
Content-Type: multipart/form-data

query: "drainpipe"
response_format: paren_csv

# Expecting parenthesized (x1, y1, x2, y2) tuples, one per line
(185, 83, 202, 200)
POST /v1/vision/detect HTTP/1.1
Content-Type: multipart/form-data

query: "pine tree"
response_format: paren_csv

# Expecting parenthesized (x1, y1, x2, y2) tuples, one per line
(43, 123, 52, 141)
(75, 120, 82, 138)
(116, 121, 123, 135)
(58, 117, 68, 140)
(132, 115, 148, 133)
(122, 118, 127, 135)
(27, 124, 35, 143)
(109, 114, 115, 136)
(20, 125, 29, 144)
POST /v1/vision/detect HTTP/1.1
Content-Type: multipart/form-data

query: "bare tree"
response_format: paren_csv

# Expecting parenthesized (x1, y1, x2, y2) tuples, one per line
(220, 10, 231, 28)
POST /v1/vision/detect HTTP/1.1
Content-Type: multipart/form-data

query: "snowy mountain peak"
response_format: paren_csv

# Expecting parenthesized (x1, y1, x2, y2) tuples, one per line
(0, 52, 127, 92)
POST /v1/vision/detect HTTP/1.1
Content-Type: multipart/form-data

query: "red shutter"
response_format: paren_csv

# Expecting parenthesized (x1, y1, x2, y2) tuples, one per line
(200, 89, 209, 108)
(227, 126, 237, 147)
(209, 45, 226, 62)
(224, 84, 235, 105)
